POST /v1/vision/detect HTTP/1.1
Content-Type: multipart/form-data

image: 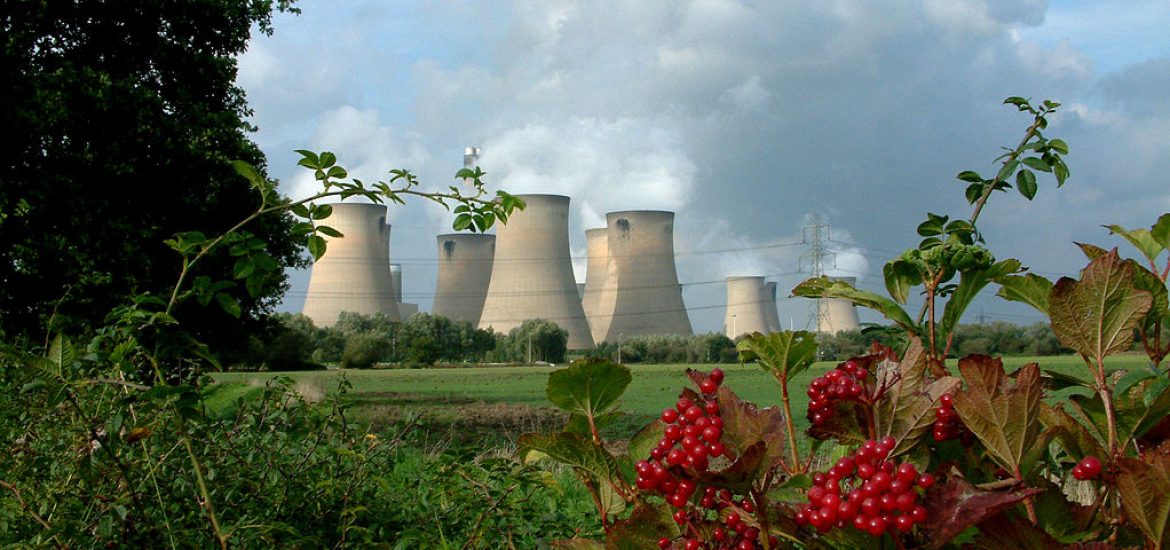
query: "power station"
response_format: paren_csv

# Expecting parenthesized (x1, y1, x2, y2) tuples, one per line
(302, 202, 400, 326)
(589, 211, 692, 343)
(432, 233, 495, 324)
(477, 194, 595, 349)
(724, 276, 772, 339)
(817, 276, 861, 333)
(763, 281, 781, 333)
(581, 228, 609, 343)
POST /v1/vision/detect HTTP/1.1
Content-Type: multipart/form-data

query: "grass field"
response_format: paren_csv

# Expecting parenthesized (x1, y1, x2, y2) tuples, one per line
(211, 354, 1149, 448)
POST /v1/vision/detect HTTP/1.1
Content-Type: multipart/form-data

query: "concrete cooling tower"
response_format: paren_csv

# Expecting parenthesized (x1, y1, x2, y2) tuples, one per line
(724, 276, 771, 338)
(302, 203, 400, 327)
(764, 281, 782, 333)
(590, 211, 692, 343)
(389, 263, 403, 304)
(432, 233, 495, 324)
(477, 194, 594, 349)
(581, 228, 609, 342)
(818, 276, 862, 334)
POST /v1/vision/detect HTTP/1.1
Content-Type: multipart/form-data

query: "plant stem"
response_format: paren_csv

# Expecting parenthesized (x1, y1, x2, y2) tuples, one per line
(968, 115, 1045, 227)
(179, 421, 228, 549)
(777, 374, 802, 471)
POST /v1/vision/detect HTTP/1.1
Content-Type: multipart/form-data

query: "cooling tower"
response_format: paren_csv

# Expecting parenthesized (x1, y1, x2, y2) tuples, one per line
(432, 233, 495, 324)
(725, 276, 770, 338)
(389, 263, 403, 304)
(818, 276, 862, 334)
(478, 194, 594, 349)
(581, 228, 609, 342)
(302, 203, 400, 326)
(591, 211, 692, 343)
(764, 281, 782, 333)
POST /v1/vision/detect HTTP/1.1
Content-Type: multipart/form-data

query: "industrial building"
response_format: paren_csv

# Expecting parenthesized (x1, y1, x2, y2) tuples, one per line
(817, 276, 861, 333)
(302, 202, 400, 326)
(764, 281, 782, 333)
(431, 233, 495, 324)
(477, 194, 595, 349)
(589, 211, 692, 343)
(724, 276, 772, 338)
(581, 228, 609, 343)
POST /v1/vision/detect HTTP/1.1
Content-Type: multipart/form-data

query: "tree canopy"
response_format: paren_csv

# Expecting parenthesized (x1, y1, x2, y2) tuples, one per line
(0, 0, 300, 345)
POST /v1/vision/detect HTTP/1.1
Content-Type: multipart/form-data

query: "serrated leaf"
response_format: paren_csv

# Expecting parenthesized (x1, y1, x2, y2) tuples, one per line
(551, 537, 605, 549)
(714, 385, 790, 475)
(792, 276, 918, 335)
(688, 441, 768, 494)
(1049, 249, 1153, 369)
(1105, 224, 1164, 265)
(307, 235, 327, 261)
(1022, 156, 1051, 172)
(995, 273, 1054, 316)
(232, 160, 269, 192)
(876, 345, 962, 458)
(1116, 454, 1170, 547)
(1016, 169, 1038, 200)
(546, 359, 631, 421)
(957, 171, 984, 183)
(1038, 402, 1107, 465)
(952, 358, 1042, 476)
(996, 159, 1021, 182)
(735, 331, 817, 382)
(919, 475, 1042, 549)
(605, 502, 679, 550)
(47, 334, 74, 372)
(1076, 242, 1108, 261)
(518, 431, 620, 483)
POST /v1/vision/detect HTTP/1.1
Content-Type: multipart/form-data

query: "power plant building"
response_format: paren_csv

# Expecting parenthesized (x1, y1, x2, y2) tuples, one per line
(724, 276, 771, 339)
(302, 203, 400, 327)
(581, 228, 609, 342)
(432, 233, 495, 324)
(477, 194, 594, 349)
(764, 281, 782, 333)
(590, 211, 692, 343)
(817, 276, 861, 334)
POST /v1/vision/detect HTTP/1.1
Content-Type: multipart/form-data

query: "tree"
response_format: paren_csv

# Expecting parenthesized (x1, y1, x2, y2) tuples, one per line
(0, 0, 300, 349)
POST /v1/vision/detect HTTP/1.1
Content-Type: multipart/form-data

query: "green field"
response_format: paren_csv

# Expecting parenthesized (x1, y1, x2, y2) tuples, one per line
(211, 354, 1149, 446)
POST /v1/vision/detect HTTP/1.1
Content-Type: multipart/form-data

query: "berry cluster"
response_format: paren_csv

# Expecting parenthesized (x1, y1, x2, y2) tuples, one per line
(931, 393, 974, 445)
(795, 437, 934, 537)
(653, 488, 780, 549)
(806, 359, 870, 427)
(1071, 455, 1102, 480)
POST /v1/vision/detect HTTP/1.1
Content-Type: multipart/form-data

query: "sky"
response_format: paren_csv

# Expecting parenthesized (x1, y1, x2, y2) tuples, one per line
(236, 0, 1170, 335)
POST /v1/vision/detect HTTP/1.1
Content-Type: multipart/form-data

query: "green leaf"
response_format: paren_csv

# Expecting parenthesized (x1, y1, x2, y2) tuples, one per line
(965, 182, 984, 204)
(546, 359, 631, 421)
(792, 276, 918, 335)
(295, 149, 319, 169)
(318, 151, 337, 168)
(1016, 169, 1037, 200)
(215, 294, 241, 318)
(1116, 455, 1170, 547)
(1049, 249, 1153, 368)
(952, 358, 1042, 476)
(1151, 213, 1170, 249)
(325, 166, 347, 180)
(735, 331, 817, 382)
(1076, 241, 1109, 261)
(605, 503, 680, 550)
(1053, 160, 1069, 186)
(1105, 224, 1164, 265)
(47, 333, 74, 372)
(1022, 156, 1051, 173)
(518, 431, 621, 484)
(995, 159, 1021, 182)
(1047, 138, 1069, 155)
(939, 259, 1022, 340)
(627, 420, 664, 463)
(453, 214, 473, 231)
(995, 273, 1053, 316)
(883, 259, 921, 304)
(1038, 402, 1107, 461)
(307, 235, 327, 261)
(316, 225, 342, 238)
(231, 160, 270, 192)
(312, 203, 333, 220)
(917, 212, 948, 237)
(957, 171, 984, 183)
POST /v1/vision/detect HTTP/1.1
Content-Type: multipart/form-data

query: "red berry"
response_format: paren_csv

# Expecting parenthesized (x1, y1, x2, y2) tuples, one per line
(1078, 455, 1103, 479)
(917, 473, 935, 489)
(705, 400, 720, 415)
(895, 514, 915, 532)
(661, 408, 679, 423)
(866, 516, 887, 536)
(700, 378, 718, 394)
(659, 537, 671, 549)
(709, 368, 725, 383)
(911, 505, 927, 523)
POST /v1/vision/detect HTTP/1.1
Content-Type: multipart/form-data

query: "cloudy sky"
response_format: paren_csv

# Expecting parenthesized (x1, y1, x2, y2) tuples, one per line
(237, 0, 1170, 334)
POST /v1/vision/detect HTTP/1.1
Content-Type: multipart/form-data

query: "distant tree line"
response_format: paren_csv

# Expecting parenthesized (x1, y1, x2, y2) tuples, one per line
(245, 312, 574, 369)
(583, 333, 739, 365)
(816, 321, 1070, 360)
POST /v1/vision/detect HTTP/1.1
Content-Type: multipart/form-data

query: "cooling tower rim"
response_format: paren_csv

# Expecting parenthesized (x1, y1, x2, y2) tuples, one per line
(318, 201, 387, 210)
(436, 233, 496, 241)
(511, 193, 571, 201)
(605, 209, 675, 218)
(585, 227, 607, 236)
(726, 275, 767, 282)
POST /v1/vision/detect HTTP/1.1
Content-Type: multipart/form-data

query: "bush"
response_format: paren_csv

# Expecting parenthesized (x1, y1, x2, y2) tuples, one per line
(340, 333, 389, 369)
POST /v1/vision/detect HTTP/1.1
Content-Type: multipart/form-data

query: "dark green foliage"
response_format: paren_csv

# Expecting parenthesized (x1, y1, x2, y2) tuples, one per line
(488, 319, 570, 363)
(340, 333, 389, 369)
(583, 333, 737, 364)
(817, 322, 1068, 360)
(0, 0, 303, 352)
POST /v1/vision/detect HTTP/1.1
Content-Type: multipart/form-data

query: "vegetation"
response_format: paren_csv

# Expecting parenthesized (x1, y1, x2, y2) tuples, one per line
(817, 321, 1068, 360)
(519, 98, 1170, 549)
